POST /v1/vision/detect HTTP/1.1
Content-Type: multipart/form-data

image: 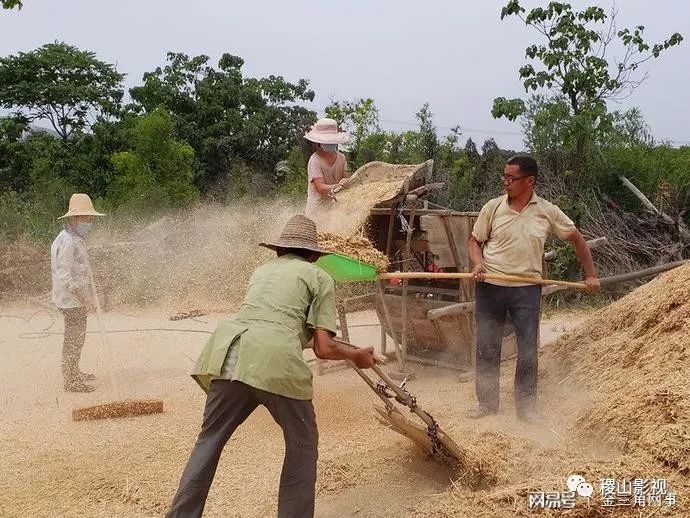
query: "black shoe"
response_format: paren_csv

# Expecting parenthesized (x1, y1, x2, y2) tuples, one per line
(76, 371, 96, 381)
(465, 404, 497, 419)
(64, 381, 95, 393)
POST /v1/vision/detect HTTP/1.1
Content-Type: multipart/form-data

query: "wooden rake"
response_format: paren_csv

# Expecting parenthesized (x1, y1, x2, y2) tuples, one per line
(336, 339, 465, 463)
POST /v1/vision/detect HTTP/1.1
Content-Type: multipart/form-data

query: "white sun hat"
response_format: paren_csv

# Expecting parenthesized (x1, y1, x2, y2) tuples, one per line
(304, 118, 350, 144)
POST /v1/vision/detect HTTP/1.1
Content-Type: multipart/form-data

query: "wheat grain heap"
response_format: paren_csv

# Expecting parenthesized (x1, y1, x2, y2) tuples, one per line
(316, 162, 420, 235)
(318, 232, 389, 273)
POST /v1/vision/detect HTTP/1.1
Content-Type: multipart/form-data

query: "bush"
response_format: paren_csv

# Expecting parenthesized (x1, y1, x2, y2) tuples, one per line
(108, 108, 198, 212)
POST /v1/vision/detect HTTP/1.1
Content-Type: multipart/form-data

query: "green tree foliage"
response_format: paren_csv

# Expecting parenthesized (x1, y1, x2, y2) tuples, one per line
(0, 115, 30, 193)
(0, 42, 124, 139)
(325, 99, 447, 169)
(325, 98, 382, 167)
(109, 108, 198, 210)
(595, 145, 690, 216)
(1, 0, 21, 9)
(129, 52, 316, 196)
(492, 1, 682, 180)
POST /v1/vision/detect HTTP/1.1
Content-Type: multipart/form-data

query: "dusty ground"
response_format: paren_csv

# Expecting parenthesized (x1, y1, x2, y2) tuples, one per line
(0, 301, 614, 517)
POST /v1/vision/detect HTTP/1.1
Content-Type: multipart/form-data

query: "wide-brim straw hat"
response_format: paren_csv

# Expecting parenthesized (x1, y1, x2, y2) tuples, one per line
(304, 117, 350, 145)
(259, 215, 331, 255)
(58, 193, 106, 219)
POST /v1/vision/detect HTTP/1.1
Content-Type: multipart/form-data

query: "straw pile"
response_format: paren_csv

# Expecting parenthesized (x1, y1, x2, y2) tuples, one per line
(545, 263, 690, 473)
(413, 264, 690, 516)
(414, 446, 690, 517)
(318, 232, 389, 272)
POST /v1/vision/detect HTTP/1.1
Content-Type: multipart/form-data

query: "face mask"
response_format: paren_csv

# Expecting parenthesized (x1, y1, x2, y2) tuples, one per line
(321, 143, 338, 153)
(75, 222, 93, 236)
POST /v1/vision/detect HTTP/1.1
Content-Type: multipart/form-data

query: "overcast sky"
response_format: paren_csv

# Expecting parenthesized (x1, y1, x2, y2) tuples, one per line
(1, 0, 688, 149)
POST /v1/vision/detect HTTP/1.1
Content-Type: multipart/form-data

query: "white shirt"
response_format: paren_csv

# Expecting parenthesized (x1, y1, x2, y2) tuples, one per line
(50, 228, 91, 309)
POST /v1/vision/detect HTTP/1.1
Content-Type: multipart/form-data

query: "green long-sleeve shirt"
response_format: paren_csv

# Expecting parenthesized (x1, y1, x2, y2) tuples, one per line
(193, 254, 337, 400)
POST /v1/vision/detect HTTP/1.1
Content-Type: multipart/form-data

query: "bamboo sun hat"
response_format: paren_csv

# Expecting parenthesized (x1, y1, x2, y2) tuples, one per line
(304, 118, 350, 145)
(259, 215, 331, 255)
(58, 193, 106, 220)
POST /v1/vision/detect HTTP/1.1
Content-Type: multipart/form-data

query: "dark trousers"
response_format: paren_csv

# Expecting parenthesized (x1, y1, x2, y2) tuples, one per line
(474, 282, 541, 415)
(167, 380, 319, 518)
(60, 307, 88, 384)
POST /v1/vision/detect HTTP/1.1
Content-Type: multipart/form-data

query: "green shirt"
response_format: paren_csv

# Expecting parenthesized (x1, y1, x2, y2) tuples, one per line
(192, 254, 337, 400)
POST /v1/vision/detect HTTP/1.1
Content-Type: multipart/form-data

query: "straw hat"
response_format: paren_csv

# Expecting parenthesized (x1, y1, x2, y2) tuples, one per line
(58, 193, 106, 220)
(259, 215, 331, 254)
(304, 118, 350, 144)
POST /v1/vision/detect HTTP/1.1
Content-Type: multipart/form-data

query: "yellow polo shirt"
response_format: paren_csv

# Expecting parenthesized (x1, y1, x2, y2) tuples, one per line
(192, 254, 337, 399)
(472, 193, 576, 286)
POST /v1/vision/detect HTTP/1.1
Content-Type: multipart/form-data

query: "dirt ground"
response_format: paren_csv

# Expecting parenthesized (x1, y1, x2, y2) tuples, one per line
(0, 299, 598, 518)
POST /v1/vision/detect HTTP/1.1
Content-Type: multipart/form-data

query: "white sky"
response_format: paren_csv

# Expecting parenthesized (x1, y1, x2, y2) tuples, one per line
(1, 0, 688, 149)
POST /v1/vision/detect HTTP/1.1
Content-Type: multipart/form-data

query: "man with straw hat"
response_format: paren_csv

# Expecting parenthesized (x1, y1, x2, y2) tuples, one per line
(50, 193, 105, 393)
(303, 117, 351, 220)
(167, 215, 375, 518)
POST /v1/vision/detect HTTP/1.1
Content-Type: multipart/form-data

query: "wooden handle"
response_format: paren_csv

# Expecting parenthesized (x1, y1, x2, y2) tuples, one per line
(427, 302, 474, 321)
(377, 271, 587, 290)
(334, 338, 388, 364)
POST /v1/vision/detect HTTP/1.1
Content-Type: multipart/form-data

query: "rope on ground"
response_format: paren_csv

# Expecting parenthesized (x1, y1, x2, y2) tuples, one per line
(0, 312, 212, 339)
(0, 310, 57, 339)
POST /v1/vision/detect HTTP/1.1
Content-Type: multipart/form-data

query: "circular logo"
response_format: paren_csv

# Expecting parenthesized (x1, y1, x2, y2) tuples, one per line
(577, 482, 594, 498)
(566, 474, 586, 492)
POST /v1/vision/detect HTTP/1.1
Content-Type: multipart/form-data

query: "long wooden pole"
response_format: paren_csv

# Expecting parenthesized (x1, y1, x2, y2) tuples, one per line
(401, 208, 416, 364)
(542, 260, 688, 296)
(378, 271, 587, 290)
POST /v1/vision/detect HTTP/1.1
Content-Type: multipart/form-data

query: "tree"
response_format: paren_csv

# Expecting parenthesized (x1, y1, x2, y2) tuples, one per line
(1, 0, 21, 9)
(0, 42, 124, 139)
(109, 108, 198, 209)
(492, 1, 682, 180)
(0, 116, 30, 193)
(390, 103, 441, 166)
(130, 52, 316, 196)
(325, 98, 385, 167)
(464, 138, 479, 162)
(325, 98, 381, 146)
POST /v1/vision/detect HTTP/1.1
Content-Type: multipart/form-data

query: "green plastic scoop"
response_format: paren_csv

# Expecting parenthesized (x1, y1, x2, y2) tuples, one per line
(315, 253, 378, 283)
(315, 255, 592, 289)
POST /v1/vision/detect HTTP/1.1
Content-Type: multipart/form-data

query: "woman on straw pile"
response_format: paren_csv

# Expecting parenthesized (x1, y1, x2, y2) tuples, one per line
(50, 193, 105, 393)
(167, 215, 375, 518)
(468, 155, 600, 423)
(303, 117, 351, 220)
